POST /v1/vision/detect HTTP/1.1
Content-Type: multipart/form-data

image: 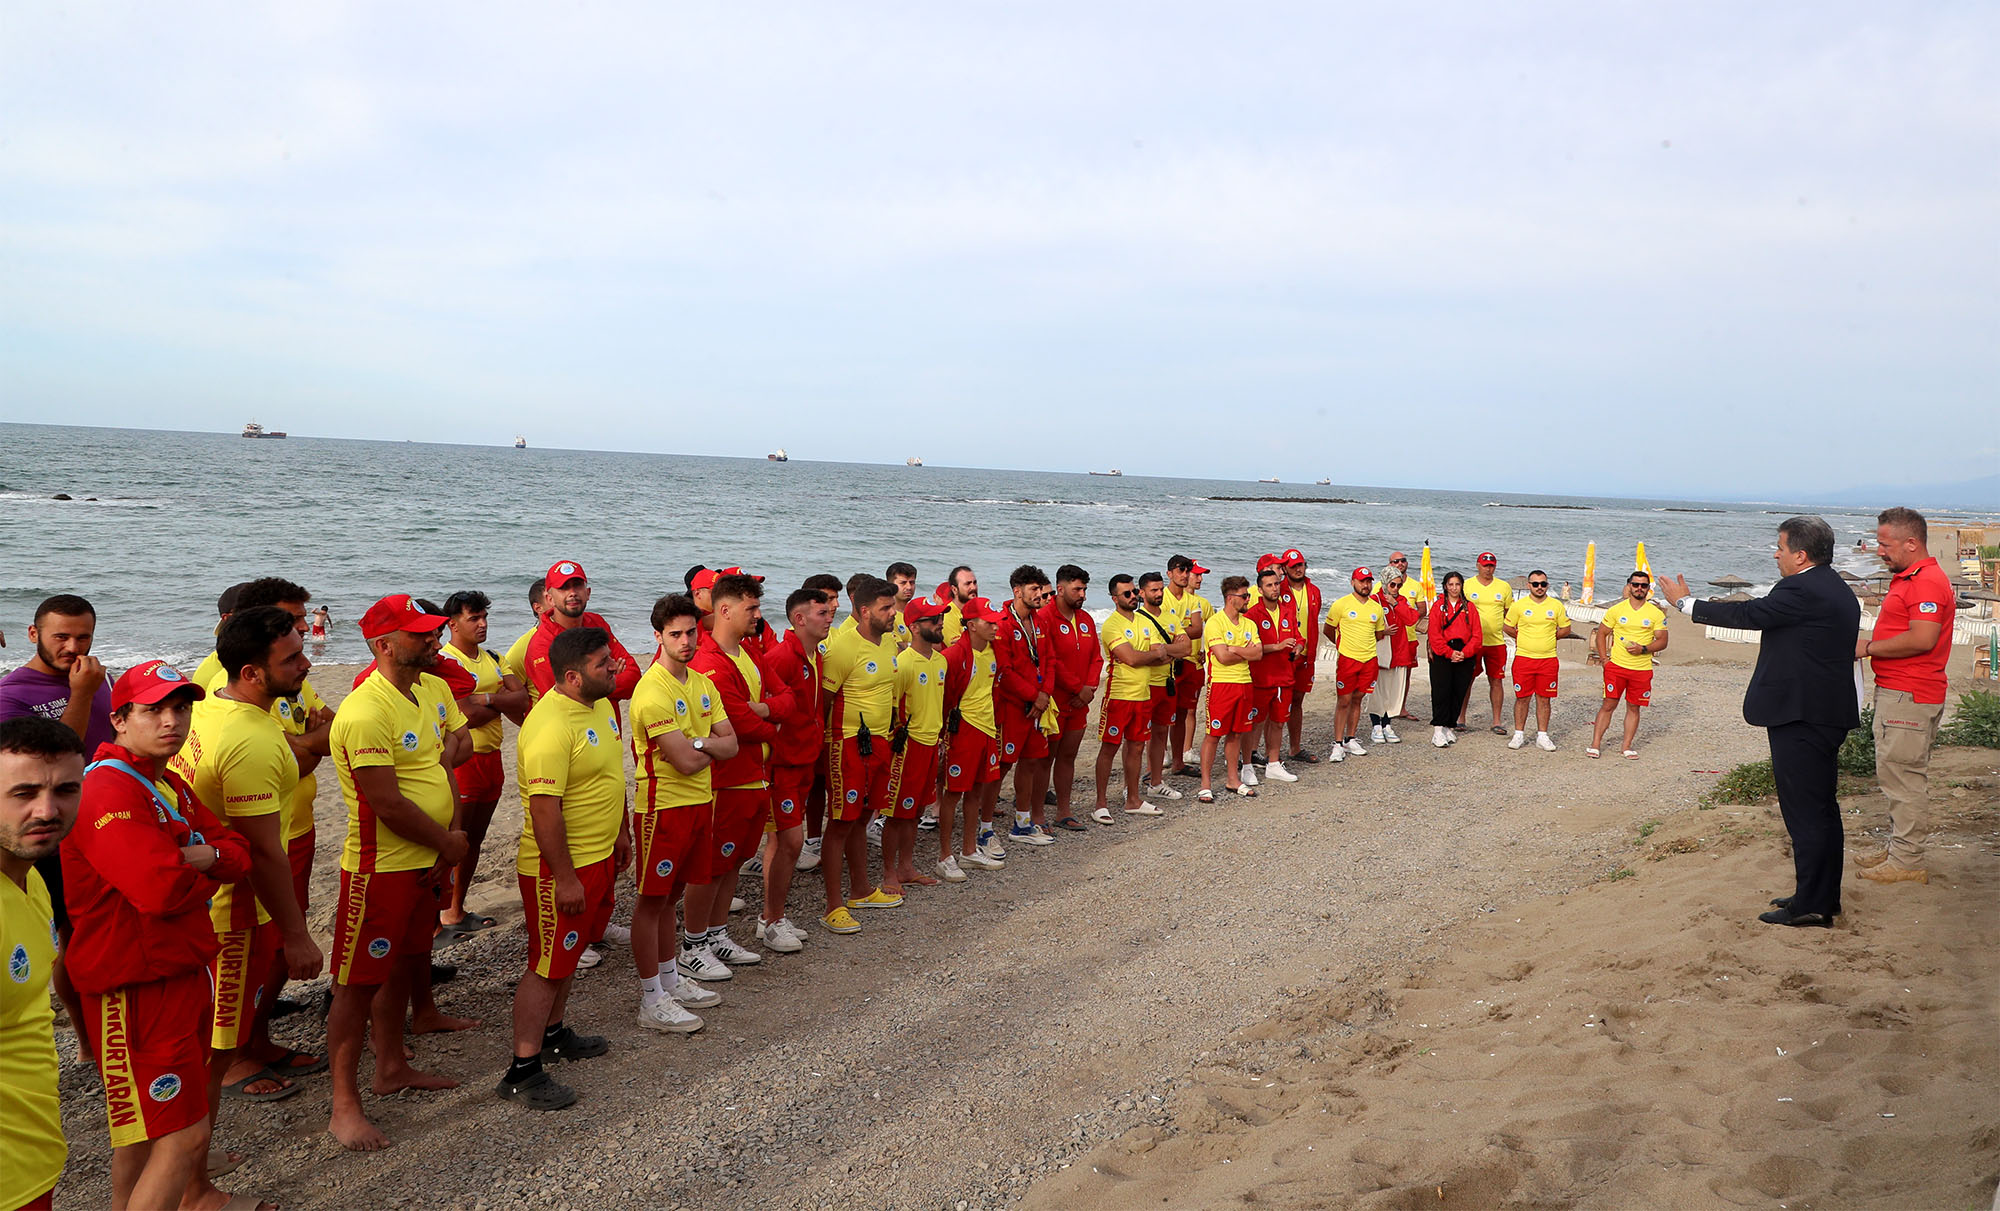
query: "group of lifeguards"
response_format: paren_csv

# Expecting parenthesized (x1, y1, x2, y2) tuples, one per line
(0, 544, 1676, 1209)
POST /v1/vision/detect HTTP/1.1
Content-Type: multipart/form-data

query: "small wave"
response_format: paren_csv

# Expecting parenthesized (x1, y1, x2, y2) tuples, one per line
(0, 491, 166, 508)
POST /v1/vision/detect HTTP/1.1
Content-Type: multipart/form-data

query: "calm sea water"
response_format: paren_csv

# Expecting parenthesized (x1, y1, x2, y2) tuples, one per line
(0, 423, 1892, 671)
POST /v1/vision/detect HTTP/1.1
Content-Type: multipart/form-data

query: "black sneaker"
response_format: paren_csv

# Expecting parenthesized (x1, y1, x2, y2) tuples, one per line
(496, 1069, 577, 1111)
(542, 1026, 609, 1063)
(1248, 751, 1265, 767)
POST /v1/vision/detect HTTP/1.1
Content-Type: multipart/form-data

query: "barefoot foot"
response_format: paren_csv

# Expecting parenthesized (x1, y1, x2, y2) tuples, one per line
(410, 1010, 480, 1035)
(329, 1106, 393, 1151)
(372, 1065, 459, 1095)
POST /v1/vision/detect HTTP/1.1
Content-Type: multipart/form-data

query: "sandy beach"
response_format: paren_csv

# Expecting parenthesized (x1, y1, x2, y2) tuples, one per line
(45, 624, 2000, 1210)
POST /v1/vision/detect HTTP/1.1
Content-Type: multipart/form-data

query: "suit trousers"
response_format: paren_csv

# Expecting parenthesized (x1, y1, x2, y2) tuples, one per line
(1769, 720, 1848, 916)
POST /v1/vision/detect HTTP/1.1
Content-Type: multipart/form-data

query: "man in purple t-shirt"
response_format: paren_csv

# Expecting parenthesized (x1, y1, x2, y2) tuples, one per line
(0, 592, 110, 1057)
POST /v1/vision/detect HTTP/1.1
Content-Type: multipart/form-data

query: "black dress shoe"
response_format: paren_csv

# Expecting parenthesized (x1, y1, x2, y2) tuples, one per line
(1758, 907, 1834, 927)
(1770, 896, 1793, 909)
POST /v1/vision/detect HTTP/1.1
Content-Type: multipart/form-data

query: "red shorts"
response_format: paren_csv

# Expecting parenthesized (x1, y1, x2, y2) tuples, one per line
(287, 828, 314, 914)
(1251, 684, 1291, 726)
(521, 855, 616, 981)
(1057, 698, 1093, 734)
(633, 803, 711, 900)
(943, 726, 1002, 792)
(1149, 684, 1177, 727)
(331, 867, 441, 987)
(457, 749, 505, 802)
(712, 786, 768, 870)
(210, 925, 279, 1050)
(1603, 662, 1654, 705)
(1175, 665, 1205, 715)
(1291, 655, 1318, 695)
(1512, 655, 1559, 699)
(998, 707, 1049, 765)
(770, 763, 813, 831)
(1099, 698, 1151, 746)
(1480, 644, 1508, 678)
(87, 969, 212, 1147)
(886, 739, 939, 818)
(828, 736, 892, 821)
(1334, 655, 1378, 697)
(1206, 681, 1254, 736)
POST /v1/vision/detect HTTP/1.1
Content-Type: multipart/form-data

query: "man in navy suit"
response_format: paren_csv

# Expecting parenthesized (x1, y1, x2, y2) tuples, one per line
(1658, 516, 1860, 927)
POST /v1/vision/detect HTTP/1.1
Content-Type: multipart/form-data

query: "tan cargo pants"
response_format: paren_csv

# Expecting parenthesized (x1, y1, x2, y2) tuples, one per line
(1872, 686, 1945, 866)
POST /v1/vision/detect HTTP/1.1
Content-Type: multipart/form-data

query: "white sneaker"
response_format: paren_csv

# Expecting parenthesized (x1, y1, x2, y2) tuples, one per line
(669, 973, 722, 1008)
(600, 922, 632, 945)
(866, 817, 884, 847)
(1326, 745, 1344, 762)
(1144, 782, 1183, 800)
(676, 943, 732, 982)
(1181, 747, 1199, 765)
(918, 809, 939, 832)
(936, 856, 968, 882)
(1239, 764, 1260, 787)
(708, 932, 763, 966)
(575, 944, 605, 971)
(1536, 732, 1557, 752)
(794, 837, 822, 871)
(1015, 826, 1055, 846)
(959, 850, 1004, 870)
(1369, 725, 1385, 744)
(1433, 727, 1450, 748)
(1508, 730, 1527, 749)
(978, 831, 1007, 860)
(742, 855, 764, 875)
(1382, 724, 1400, 744)
(755, 917, 804, 953)
(637, 997, 703, 1034)
(1343, 738, 1367, 757)
(728, 896, 746, 913)
(776, 917, 809, 949)
(1263, 760, 1299, 782)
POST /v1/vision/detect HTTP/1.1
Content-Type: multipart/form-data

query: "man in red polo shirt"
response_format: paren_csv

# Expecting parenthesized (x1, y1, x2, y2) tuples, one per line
(1278, 549, 1324, 764)
(526, 560, 642, 706)
(1035, 565, 1101, 831)
(1856, 507, 1956, 885)
(995, 565, 1057, 846)
(1244, 559, 1304, 782)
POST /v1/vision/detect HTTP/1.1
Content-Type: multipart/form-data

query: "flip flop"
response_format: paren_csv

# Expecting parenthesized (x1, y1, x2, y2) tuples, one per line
(262, 1047, 327, 1077)
(207, 1148, 244, 1179)
(1490, 726, 1508, 736)
(1053, 816, 1088, 832)
(222, 1067, 302, 1102)
(1173, 764, 1202, 778)
(440, 912, 497, 934)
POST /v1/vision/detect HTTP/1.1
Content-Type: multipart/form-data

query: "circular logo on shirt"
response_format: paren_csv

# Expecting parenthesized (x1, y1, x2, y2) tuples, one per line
(436, 703, 447, 721)
(721, 841, 736, 857)
(367, 937, 392, 959)
(845, 789, 859, 803)
(655, 858, 673, 877)
(1081, 622, 1093, 634)
(585, 728, 600, 746)
(7, 944, 28, 983)
(277, 700, 293, 719)
(156, 665, 185, 683)
(48, 920, 58, 953)
(562, 930, 580, 950)
(917, 671, 929, 684)
(1059, 623, 1071, 634)
(675, 699, 688, 714)
(864, 661, 879, 674)
(148, 1074, 182, 1102)
(400, 731, 419, 751)
(700, 694, 712, 710)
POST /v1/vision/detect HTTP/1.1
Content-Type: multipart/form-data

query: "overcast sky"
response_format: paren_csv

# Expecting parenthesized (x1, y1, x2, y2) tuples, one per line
(3, 3, 1993, 497)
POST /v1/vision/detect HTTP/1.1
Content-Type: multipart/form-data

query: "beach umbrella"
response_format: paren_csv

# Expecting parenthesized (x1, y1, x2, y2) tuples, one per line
(1708, 574, 1752, 589)
(1634, 541, 1652, 577)
(1419, 542, 1435, 603)
(1580, 542, 1596, 606)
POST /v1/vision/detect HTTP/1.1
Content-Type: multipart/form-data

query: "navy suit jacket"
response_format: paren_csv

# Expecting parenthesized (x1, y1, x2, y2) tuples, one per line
(1689, 563, 1860, 731)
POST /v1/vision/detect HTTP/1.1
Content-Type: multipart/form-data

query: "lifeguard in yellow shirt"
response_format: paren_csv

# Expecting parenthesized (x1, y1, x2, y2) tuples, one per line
(1503, 571, 1572, 751)
(1323, 569, 1389, 756)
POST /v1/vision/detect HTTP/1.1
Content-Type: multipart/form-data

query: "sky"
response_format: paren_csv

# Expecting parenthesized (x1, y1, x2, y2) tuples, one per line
(2, 3, 1995, 498)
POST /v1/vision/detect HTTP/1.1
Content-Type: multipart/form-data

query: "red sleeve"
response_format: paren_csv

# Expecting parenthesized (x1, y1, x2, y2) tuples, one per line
(74, 772, 236, 917)
(1083, 628, 1104, 688)
(526, 624, 555, 695)
(607, 633, 641, 702)
(436, 658, 478, 697)
(690, 649, 781, 744)
(352, 659, 377, 690)
(942, 641, 972, 714)
(179, 777, 253, 884)
(1428, 602, 1450, 656)
(993, 624, 1044, 704)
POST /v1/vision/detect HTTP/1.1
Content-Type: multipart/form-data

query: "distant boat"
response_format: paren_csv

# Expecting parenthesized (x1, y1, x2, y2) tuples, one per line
(241, 421, 287, 439)
(1258, 477, 1280, 484)
(1315, 478, 1331, 486)
(906, 456, 923, 467)
(768, 449, 789, 462)
(514, 435, 528, 449)
(1089, 469, 1123, 477)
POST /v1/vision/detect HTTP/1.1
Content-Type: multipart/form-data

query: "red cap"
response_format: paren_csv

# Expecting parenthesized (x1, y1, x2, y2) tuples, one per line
(111, 660, 206, 712)
(1477, 552, 1497, 566)
(1189, 560, 1210, 574)
(959, 596, 1007, 624)
(1352, 566, 1374, 581)
(692, 565, 764, 592)
(1255, 554, 1282, 572)
(903, 597, 949, 624)
(545, 560, 588, 590)
(1281, 549, 1305, 565)
(359, 593, 450, 640)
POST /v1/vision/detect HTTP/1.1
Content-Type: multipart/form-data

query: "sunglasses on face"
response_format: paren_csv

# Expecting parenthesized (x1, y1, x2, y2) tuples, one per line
(1116, 589, 1136, 599)
(1390, 559, 1408, 565)
(1528, 580, 1548, 588)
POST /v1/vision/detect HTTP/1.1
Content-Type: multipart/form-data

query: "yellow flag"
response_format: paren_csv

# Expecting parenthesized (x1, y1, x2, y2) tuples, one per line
(1580, 541, 1596, 606)
(1635, 541, 1652, 578)
(1419, 543, 1435, 603)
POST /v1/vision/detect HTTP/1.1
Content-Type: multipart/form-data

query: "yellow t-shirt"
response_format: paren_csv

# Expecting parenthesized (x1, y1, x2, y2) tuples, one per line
(172, 692, 301, 931)
(1603, 600, 1669, 671)
(1505, 598, 1571, 660)
(515, 691, 627, 875)
(441, 644, 506, 754)
(895, 648, 948, 746)
(958, 643, 999, 738)
(332, 671, 467, 874)
(503, 627, 539, 704)
(629, 663, 723, 810)
(1326, 593, 1387, 662)
(198, 662, 323, 840)
(1465, 578, 1513, 646)
(1099, 610, 1160, 702)
(1160, 588, 1212, 657)
(0, 869, 63, 1211)
(192, 648, 223, 691)
(1203, 612, 1259, 686)
(939, 601, 965, 646)
(1137, 607, 1180, 688)
(822, 627, 898, 739)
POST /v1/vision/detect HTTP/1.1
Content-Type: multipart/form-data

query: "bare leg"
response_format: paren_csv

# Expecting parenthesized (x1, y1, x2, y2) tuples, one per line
(133, 1119, 215, 1211)
(373, 957, 459, 1094)
(510, 971, 562, 1061)
(1121, 740, 1146, 811)
(631, 894, 670, 981)
(442, 799, 498, 926)
(820, 819, 858, 911)
(1591, 697, 1618, 749)
(843, 818, 873, 901)
(704, 866, 740, 931)
(327, 981, 390, 1151)
(1489, 675, 1505, 729)
(1622, 704, 1643, 751)
(1092, 739, 1117, 812)
(682, 880, 720, 942)
(1052, 728, 1085, 815)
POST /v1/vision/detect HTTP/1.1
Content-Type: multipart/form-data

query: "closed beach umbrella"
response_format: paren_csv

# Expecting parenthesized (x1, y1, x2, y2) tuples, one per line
(1580, 541, 1596, 606)
(1419, 542, 1435, 603)
(1634, 541, 1652, 578)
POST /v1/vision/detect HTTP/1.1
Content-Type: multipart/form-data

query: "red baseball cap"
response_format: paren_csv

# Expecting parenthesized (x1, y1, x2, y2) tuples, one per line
(903, 597, 949, 624)
(1190, 560, 1211, 574)
(692, 566, 765, 592)
(1281, 549, 1306, 565)
(111, 660, 206, 712)
(545, 560, 588, 590)
(1477, 552, 1497, 565)
(959, 596, 1007, 624)
(1352, 566, 1374, 581)
(360, 593, 450, 640)
(1255, 554, 1282, 572)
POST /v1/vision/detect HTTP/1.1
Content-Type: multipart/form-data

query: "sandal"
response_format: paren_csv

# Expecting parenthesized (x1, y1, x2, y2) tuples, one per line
(262, 1046, 327, 1077)
(1490, 726, 1508, 736)
(222, 1067, 302, 1102)
(1196, 788, 1215, 803)
(207, 1148, 244, 1179)
(1234, 784, 1257, 798)
(1622, 750, 1639, 760)
(1585, 748, 1601, 758)
(1053, 816, 1088, 832)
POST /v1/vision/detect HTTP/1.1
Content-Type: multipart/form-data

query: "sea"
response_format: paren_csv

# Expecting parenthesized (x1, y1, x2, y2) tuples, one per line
(0, 423, 1903, 672)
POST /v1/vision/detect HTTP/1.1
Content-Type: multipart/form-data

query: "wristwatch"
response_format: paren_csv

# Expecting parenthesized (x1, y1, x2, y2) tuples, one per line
(692, 738, 706, 752)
